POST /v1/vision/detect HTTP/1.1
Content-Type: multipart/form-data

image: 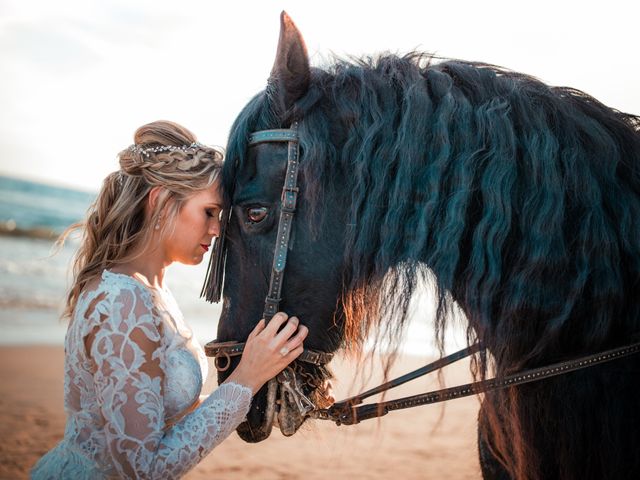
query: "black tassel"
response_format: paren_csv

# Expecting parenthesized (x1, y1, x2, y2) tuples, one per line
(201, 208, 231, 303)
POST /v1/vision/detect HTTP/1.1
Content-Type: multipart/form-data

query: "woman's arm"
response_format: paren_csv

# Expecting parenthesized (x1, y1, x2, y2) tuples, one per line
(90, 285, 306, 479)
(150, 312, 308, 478)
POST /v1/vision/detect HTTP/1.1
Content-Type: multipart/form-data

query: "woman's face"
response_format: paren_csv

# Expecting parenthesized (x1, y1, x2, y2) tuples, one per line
(163, 182, 223, 265)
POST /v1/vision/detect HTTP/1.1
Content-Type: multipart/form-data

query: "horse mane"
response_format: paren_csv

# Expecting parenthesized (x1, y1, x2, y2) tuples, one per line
(225, 52, 640, 479)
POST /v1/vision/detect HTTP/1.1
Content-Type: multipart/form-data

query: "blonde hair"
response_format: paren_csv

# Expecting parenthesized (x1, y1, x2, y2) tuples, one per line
(59, 120, 223, 319)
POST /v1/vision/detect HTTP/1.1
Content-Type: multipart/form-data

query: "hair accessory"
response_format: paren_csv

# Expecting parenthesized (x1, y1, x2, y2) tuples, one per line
(129, 142, 204, 158)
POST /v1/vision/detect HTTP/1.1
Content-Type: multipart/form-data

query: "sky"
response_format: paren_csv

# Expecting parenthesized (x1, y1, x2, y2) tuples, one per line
(1, 0, 638, 191)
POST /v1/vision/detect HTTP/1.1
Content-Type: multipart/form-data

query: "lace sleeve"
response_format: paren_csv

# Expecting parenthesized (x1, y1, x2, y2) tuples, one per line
(151, 382, 252, 479)
(90, 283, 252, 480)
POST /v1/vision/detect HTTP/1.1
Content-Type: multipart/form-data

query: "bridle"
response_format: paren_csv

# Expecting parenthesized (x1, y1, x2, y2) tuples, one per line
(203, 122, 333, 429)
(203, 122, 640, 428)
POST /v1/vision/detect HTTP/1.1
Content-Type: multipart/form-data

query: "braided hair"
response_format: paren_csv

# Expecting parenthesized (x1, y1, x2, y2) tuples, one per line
(59, 120, 223, 319)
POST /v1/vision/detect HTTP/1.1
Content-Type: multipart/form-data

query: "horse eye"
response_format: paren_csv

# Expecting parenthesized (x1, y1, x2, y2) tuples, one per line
(246, 207, 268, 223)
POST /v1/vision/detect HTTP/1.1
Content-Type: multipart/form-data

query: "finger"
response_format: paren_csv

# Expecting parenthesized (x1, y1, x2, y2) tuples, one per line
(263, 312, 289, 335)
(284, 344, 305, 362)
(282, 325, 308, 351)
(248, 319, 266, 340)
(273, 317, 300, 345)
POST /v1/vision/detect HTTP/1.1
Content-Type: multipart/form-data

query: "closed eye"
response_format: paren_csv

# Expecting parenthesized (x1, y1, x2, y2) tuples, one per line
(206, 208, 223, 220)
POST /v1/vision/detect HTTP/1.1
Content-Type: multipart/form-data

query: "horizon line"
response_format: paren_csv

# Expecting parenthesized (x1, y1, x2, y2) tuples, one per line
(0, 171, 98, 194)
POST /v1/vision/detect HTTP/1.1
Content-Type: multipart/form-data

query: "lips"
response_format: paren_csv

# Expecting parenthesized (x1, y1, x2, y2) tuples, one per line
(200, 244, 210, 252)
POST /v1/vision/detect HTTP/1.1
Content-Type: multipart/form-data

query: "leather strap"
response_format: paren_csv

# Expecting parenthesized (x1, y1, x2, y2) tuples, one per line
(206, 126, 309, 374)
(248, 123, 301, 323)
(204, 339, 334, 367)
(334, 343, 483, 406)
(249, 129, 299, 144)
(313, 340, 640, 425)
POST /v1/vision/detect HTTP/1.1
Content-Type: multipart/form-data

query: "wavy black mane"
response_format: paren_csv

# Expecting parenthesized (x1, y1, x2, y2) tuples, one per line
(224, 52, 640, 479)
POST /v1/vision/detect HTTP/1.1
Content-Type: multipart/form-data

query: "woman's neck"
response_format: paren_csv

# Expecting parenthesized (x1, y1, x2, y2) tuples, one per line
(111, 246, 171, 290)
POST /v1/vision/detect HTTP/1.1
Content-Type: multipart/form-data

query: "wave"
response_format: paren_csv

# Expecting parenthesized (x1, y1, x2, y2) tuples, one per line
(0, 220, 59, 240)
(0, 175, 95, 239)
(0, 293, 62, 310)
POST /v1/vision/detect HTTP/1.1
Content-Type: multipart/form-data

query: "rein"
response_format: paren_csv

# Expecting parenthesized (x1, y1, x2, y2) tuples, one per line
(202, 122, 640, 428)
(310, 340, 640, 425)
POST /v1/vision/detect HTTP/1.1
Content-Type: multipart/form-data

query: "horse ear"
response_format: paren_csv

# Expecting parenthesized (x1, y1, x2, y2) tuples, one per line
(269, 11, 310, 115)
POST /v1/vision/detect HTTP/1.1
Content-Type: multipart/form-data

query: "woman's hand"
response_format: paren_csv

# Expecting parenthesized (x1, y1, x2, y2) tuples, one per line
(225, 312, 309, 394)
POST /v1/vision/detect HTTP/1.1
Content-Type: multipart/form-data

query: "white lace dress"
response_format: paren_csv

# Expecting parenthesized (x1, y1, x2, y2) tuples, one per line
(31, 270, 252, 480)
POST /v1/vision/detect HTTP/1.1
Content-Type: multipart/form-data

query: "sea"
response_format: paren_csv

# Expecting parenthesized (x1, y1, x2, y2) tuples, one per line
(0, 174, 465, 354)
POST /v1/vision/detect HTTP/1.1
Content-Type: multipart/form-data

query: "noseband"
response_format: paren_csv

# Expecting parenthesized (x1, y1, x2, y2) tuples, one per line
(204, 340, 333, 372)
(203, 122, 640, 428)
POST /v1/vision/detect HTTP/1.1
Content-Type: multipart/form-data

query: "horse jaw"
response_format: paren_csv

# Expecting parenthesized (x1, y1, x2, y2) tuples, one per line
(235, 378, 278, 443)
(235, 376, 310, 441)
(276, 409, 307, 437)
(274, 367, 316, 436)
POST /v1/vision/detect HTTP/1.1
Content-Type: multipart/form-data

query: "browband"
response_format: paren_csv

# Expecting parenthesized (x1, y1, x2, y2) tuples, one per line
(249, 129, 299, 145)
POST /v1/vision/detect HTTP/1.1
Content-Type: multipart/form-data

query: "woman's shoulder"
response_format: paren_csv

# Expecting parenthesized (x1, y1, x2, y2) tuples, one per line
(74, 270, 158, 324)
(100, 269, 155, 297)
(88, 268, 155, 299)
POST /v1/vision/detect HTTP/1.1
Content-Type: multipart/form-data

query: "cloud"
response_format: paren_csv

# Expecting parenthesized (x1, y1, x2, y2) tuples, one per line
(3, 23, 103, 76)
(0, 0, 637, 190)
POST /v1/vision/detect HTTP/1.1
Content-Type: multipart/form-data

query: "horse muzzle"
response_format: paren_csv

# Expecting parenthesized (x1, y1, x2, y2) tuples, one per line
(235, 368, 316, 442)
(206, 339, 334, 442)
(275, 366, 316, 435)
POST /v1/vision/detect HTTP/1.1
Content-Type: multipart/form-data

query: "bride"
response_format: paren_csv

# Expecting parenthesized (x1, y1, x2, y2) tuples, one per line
(31, 120, 308, 479)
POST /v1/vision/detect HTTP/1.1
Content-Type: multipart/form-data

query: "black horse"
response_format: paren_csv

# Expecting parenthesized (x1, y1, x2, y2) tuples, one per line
(212, 12, 640, 480)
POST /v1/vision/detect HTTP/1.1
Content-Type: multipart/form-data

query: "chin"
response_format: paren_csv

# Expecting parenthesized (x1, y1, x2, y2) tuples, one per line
(174, 254, 203, 266)
(193, 255, 204, 264)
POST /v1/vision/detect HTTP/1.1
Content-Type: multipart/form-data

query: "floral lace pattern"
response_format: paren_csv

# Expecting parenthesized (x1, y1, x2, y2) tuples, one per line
(32, 270, 252, 479)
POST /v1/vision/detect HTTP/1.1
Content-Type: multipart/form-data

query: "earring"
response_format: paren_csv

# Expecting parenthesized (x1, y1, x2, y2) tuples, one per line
(154, 219, 161, 230)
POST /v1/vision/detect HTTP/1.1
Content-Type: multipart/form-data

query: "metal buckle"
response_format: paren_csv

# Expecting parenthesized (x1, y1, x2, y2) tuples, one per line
(214, 350, 232, 372)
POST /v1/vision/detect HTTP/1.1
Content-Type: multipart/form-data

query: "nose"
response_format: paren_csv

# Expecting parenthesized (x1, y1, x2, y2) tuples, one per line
(208, 216, 220, 236)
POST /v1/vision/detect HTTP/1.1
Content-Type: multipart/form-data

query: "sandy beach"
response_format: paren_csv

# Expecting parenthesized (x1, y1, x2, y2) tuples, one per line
(0, 220, 482, 479)
(0, 345, 481, 479)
